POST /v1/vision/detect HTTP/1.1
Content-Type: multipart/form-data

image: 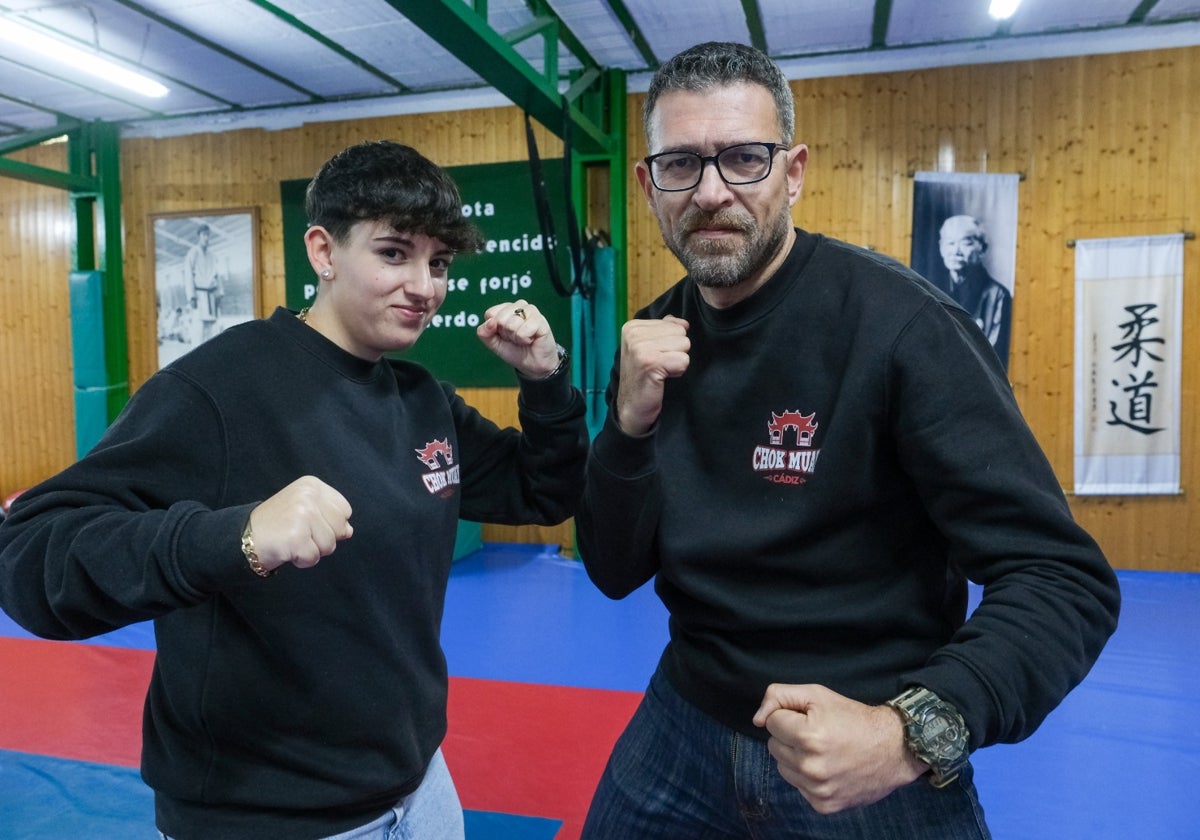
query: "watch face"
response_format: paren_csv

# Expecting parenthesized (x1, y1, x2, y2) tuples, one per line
(924, 710, 966, 759)
(927, 715, 950, 738)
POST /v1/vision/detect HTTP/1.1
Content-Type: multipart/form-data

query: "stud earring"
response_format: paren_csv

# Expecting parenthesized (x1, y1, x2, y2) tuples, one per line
(321, 269, 330, 278)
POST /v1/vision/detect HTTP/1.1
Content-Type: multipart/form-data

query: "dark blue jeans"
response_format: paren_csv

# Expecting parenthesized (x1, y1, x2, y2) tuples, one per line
(581, 668, 992, 840)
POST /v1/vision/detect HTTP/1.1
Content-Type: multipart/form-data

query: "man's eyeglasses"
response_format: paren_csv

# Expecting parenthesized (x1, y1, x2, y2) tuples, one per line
(644, 142, 786, 192)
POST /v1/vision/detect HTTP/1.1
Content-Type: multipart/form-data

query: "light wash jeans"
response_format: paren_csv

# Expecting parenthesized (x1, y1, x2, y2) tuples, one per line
(582, 668, 993, 840)
(159, 748, 463, 840)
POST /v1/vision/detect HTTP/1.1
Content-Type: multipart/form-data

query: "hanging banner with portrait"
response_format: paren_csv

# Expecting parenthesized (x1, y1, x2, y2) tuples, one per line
(910, 172, 1020, 370)
(1073, 234, 1184, 495)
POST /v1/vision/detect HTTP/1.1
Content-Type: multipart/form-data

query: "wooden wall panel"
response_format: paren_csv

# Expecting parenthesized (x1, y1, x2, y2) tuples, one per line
(0, 143, 76, 500)
(2, 45, 1197, 569)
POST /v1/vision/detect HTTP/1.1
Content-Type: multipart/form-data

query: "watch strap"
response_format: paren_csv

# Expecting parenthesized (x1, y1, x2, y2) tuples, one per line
(543, 344, 569, 379)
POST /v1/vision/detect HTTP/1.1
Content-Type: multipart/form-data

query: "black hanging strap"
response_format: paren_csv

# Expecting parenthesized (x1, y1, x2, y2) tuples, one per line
(525, 106, 595, 299)
(524, 111, 574, 298)
(561, 99, 587, 296)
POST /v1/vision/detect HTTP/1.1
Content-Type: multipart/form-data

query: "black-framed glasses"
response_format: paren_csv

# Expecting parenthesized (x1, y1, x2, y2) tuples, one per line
(644, 142, 786, 192)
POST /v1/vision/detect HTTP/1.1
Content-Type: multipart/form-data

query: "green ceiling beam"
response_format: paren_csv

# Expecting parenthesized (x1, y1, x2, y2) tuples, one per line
(0, 154, 98, 192)
(741, 0, 768, 54)
(603, 0, 657, 68)
(526, 0, 601, 71)
(384, 0, 612, 154)
(871, 0, 893, 48)
(1128, 0, 1161, 23)
(505, 14, 556, 48)
(0, 119, 84, 156)
(564, 67, 602, 103)
(245, 0, 412, 92)
(112, 0, 322, 100)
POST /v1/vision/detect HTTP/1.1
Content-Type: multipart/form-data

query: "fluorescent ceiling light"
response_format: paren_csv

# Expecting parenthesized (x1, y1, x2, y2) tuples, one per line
(0, 20, 169, 98)
(989, 0, 1022, 19)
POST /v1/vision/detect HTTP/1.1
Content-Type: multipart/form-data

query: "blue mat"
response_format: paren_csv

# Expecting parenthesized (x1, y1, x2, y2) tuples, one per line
(0, 749, 561, 840)
(2, 556, 1197, 839)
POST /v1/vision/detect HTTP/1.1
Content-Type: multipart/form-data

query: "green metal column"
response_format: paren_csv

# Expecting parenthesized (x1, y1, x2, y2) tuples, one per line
(604, 68, 627, 331)
(88, 122, 130, 424)
(65, 122, 129, 453)
(567, 68, 625, 440)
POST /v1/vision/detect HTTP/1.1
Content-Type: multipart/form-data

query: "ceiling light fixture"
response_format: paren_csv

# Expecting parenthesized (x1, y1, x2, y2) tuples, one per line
(988, 0, 1022, 20)
(0, 20, 169, 98)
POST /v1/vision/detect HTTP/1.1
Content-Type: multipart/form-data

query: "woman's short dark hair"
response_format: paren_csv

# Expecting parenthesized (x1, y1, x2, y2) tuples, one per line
(305, 140, 483, 252)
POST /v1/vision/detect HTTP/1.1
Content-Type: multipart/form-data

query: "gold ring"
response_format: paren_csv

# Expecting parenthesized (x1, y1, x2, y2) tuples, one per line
(514, 308, 527, 320)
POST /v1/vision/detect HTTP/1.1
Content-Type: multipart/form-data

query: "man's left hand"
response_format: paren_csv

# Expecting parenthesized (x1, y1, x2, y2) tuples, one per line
(476, 300, 561, 378)
(752, 683, 928, 814)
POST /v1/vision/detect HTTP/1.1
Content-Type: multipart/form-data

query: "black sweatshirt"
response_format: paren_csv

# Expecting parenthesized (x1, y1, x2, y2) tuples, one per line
(578, 230, 1120, 751)
(0, 308, 588, 838)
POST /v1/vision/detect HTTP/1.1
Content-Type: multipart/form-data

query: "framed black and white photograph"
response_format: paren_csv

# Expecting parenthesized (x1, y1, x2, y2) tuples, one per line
(152, 208, 259, 369)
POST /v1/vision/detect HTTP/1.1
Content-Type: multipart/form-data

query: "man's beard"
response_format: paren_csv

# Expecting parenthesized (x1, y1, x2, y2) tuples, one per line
(663, 205, 792, 289)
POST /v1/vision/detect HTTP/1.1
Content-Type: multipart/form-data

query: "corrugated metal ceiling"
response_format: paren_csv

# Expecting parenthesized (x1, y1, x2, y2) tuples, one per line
(0, 0, 1198, 141)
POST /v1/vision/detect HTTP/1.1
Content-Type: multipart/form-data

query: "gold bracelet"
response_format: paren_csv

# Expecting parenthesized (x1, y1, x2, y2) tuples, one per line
(240, 517, 273, 578)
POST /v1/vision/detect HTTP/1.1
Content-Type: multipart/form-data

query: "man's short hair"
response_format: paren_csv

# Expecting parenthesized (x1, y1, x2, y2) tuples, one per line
(643, 41, 795, 147)
(305, 140, 483, 252)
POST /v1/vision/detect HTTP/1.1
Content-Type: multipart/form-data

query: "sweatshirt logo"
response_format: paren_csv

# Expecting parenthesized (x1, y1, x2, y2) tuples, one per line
(415, 438, 460, 497)
(752, 410, 820, 485)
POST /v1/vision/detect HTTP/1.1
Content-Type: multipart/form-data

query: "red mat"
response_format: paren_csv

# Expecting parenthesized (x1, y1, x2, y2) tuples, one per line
(445, 676, 640, 839)
(0, 637, 638, 840)
(0, 637, 150, 768)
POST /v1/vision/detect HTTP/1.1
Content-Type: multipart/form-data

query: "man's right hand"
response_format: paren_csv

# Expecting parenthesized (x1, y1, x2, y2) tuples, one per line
(246, 476, 353, 573)
(615, 315, 691, 436)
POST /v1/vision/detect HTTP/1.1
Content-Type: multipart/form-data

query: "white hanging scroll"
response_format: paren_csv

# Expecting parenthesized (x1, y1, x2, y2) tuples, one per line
(1073, 234, 1184, 495)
